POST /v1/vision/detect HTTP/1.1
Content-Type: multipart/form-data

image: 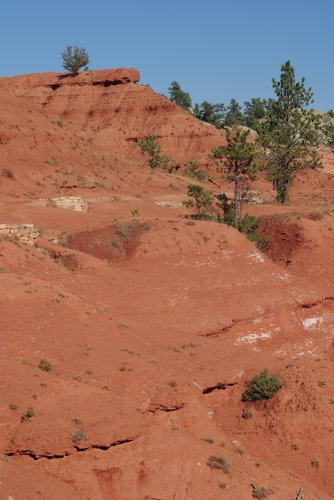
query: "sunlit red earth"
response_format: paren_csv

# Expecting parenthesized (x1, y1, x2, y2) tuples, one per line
(0, 69, 333, 499)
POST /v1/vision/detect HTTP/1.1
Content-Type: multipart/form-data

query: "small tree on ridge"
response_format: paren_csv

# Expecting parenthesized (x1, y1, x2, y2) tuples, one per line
(61, 45, 90, 74)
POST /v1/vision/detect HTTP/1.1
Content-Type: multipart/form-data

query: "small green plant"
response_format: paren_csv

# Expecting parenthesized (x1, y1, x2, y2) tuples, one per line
(72, 429, 87, 442)
(251, 485, 272, 498)
(138, 136, 178, 172)
(242, 369, 282, 401)
(38, 358, 53, 372)
(9, 404, 18, 411)
(207, 455, 230, 473)
(183, 160, 209, 182)
(21, 406, 35, 422)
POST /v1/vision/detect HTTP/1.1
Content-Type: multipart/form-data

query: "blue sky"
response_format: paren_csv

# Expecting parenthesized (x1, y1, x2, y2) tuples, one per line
(1, 0, 333, 109)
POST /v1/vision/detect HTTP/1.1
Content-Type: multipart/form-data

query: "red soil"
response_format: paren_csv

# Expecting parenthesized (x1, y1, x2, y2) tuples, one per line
(0, 69, 333, 499)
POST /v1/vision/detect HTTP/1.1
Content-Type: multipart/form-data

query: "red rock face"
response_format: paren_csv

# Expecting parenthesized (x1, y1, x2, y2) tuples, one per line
(0, 69, 333, 499)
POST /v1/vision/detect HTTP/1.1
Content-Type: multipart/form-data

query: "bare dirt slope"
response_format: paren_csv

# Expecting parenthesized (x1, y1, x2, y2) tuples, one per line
(0, 69, 334, 499)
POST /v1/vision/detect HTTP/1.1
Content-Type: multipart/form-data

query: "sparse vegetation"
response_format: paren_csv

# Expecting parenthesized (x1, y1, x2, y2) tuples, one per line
(183, 160, 209, 182)
(72, 429, 87, 442)
(311, 458, 320, 469)
(38, 358, 53, 372)
(138, 135, 178, 172)
(241, 408, 253, 419)
(21, 406, 35, 422)
(251, 485, 272, 498)
(207, 455, 230, 473)
(242, 369, 282, 401)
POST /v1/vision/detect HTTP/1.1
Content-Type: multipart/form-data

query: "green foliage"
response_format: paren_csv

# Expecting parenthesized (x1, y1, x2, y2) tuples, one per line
(168, 81, 192, 111)
(183, 160, 209, 182)
(238, 214, 272, 251)
(242, 369, 282, 402)
(138, 135, 161, 158)
(194, 101, 226, 128)
(61, 45, 90, 74)
(207, 455, 230, 473)
(259, 61, 322, 204)
(212, 127, 258, 227)
(183, 184, 213, 219)
(321, 112, 334, 147)
(243, 98, 267, 131)
(224, 99, 245, 127)
(138, 136, 178, 172)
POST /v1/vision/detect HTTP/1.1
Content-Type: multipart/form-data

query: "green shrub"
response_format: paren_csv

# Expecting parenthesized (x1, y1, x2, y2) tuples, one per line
(238, 214, 272, 251)
(138, 136, 178, 172)
(184, 160, 209, 182)
(242, 369, 282, 401)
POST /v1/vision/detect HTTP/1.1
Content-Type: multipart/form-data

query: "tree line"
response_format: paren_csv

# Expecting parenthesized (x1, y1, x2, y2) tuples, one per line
(140, 62, 331, 221)
(168, 79, 334, 145)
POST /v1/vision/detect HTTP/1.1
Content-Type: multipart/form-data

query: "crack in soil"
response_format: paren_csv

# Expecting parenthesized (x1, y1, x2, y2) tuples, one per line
(202, 382, 237, 394)
(5, 437, 137, 461)
(299, 296, 334, 309)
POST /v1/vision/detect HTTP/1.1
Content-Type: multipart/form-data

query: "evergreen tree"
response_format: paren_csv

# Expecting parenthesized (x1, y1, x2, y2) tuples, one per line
(260, 61, 321, 204)
(224, 99, 244, 127)
(168, 81, 192, 111)
(61, 46, 90, 74)
(194, 101, 226, 128)
(243, 98, 267, 131)
(183, 184, 213, 219)
(212, 127, 258, 228)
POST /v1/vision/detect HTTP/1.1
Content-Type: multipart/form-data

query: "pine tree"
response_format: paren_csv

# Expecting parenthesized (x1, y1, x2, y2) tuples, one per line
(224, 99, 244, 127)
(61, 46, 90, 74)
(168, 81, 192, 111)
(194, 101, 226, 128)
(260, 61, 321, 204)
(212, 127, 258, 228)
(183, 184, 213, 219)
(243, 98, 267, 131)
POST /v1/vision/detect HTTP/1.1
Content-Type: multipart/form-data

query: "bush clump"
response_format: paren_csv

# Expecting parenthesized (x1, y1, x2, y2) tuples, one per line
(38, 358, 53, 372)
(183, 160, 209, 182)
(242, 369, 282, 402)
(238, 214, 272, 251)
(206, 455, 230, 473)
